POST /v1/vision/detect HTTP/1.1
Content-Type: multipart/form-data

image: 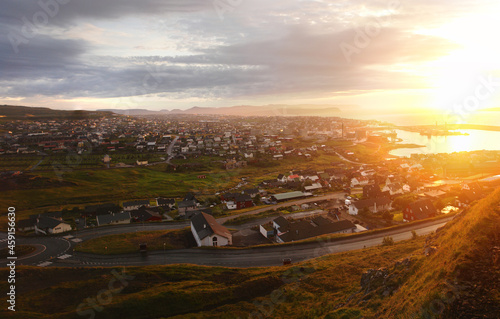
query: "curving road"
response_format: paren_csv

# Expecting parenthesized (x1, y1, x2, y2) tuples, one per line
(2, 216, 453, 268)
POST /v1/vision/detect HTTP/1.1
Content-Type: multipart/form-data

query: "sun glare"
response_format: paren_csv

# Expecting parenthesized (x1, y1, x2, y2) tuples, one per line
(420, 6, 500, 115)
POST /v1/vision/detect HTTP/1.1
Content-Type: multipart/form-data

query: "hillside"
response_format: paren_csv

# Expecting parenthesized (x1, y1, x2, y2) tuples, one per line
(0, 105, 115, 120)
(98, 104, 347, 117)
(1, 189, 498, 318)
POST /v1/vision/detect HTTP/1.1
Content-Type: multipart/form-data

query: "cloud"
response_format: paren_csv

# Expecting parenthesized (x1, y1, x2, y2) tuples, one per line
(1, 0, 212, 28)
(0, 0, 484, 107)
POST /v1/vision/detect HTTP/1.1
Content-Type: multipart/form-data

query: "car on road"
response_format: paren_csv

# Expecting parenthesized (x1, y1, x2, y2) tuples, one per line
(139, 243, 148, 255)
(282, 258, 292, 265)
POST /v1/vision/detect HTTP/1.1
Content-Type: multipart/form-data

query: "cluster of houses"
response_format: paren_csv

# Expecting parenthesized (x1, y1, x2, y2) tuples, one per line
(15, 193, 207, 235)
(0, 113, 376, 163)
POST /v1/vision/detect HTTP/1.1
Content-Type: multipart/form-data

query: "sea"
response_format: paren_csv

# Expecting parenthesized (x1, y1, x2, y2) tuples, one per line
(346, 111, 500, 157)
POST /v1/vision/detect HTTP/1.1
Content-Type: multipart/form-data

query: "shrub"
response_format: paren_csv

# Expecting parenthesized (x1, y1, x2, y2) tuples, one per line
(411, 230, 418, 240)
(382, 236, 394, 246)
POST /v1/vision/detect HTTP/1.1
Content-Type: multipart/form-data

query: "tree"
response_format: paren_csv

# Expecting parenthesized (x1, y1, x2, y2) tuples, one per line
(253, 194, 261, 205)
(382, 210, 393, 221)
(393, 194, 418, 211)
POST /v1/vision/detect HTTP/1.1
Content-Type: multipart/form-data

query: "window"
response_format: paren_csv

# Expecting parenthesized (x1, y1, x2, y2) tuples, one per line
(212, 236, 218, 247)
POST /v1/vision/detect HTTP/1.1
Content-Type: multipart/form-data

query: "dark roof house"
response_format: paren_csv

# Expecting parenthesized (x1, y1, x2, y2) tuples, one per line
(404, 198, 437, 221)
(274, 216, 356, 243)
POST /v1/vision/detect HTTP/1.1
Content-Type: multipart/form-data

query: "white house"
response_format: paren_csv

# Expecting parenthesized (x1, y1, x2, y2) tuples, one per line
(190, 212, 232, 247)
(277, 174, 287, 183)
(402, 184, 411, 193)
(35, 216, 72, 235)
(123, 200, 150, 211)
(96, 211, 131, 226)
(225, 201, 237, 210)
(348, 197, 392, 215)
(351, 176, 370, 187)
(382, 183, 405, 196)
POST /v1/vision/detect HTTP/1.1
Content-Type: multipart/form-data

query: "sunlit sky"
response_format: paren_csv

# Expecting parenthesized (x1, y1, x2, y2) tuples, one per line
(1, 0, 500, 120)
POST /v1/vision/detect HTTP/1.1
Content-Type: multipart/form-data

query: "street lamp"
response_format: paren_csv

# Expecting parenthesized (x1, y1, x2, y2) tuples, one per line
(163, 243, 166, 264)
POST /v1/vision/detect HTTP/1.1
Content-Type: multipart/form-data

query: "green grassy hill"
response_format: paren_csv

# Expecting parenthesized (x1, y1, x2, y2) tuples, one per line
(1, 189, 498, 318)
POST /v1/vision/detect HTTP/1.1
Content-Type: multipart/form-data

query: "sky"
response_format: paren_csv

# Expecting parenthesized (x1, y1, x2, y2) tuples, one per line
(1, 0, 500, 120)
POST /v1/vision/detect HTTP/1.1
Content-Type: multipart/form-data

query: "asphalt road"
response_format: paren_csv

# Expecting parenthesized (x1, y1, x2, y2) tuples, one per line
(4, 216, 452, 268)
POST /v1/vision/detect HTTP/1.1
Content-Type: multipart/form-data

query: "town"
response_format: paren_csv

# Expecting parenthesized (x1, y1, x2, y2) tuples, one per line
(2, 112, 499, 252)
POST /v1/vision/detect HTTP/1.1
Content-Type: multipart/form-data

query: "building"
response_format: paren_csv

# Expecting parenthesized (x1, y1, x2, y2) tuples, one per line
(156, 197, 176, 209)
(348, 197, 392, 215)
(96, 211, 131, 226)
(272, 216, 356, 243)
(123, 200, 150, 211)
(351, 176, 369, 187)
(242, 188, 260, 198)
(130, 207, 162, 222)
(184, 208, 213, 220)
(270, 191, 313, 202)
(235, 194, 254, 209)
(178, 199, 198, 216)
(382, 183, 405, 196)
(458, 183, 484, 206)
(363, 184, 381, 199)
(16, 218, 36, 232)
(404, 198, 437, 222)
(304, 183, 323, 192)
(84, 203, 121, 216)
(190, 212, 232, 247)
(35, 216, 71, 235)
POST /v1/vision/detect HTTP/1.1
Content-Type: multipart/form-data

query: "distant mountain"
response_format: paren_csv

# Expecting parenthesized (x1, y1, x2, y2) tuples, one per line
(97, 108, 158, 116)
(0, 105, 115, 119)
(99, 104, 349, 116)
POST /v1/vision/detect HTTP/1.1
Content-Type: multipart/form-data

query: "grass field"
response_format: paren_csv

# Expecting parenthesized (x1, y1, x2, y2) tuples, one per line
(75, 228, 195, 254)
(0, 236, 425, 319)
(0, 153, 167, 171)
(0, 167, 243, 223)
(0, 149, 347, 225)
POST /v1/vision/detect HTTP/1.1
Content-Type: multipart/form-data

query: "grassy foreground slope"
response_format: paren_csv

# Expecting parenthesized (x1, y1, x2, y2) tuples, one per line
(376, 187, 500, 318)
(1, 189, 498, 318)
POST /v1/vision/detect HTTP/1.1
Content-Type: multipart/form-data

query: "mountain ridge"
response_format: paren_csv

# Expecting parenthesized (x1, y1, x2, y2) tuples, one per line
(97, 104, 351, 116)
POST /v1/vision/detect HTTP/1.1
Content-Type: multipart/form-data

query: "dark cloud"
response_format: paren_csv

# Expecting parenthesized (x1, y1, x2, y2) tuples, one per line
(0, 23, 457, 100)
(1, 0, 211, 28)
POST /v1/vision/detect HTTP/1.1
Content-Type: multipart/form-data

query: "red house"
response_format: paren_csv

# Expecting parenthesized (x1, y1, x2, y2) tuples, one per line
(235, 194, 253, 209)
(404, 198, 437, 222)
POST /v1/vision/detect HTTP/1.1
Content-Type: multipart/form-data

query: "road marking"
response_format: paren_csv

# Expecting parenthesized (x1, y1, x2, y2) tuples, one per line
(38, 261, 53, 267)
(58, 254, 72, 260)
(71, 238, 83, 243)
(63, 235, 74, 239)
